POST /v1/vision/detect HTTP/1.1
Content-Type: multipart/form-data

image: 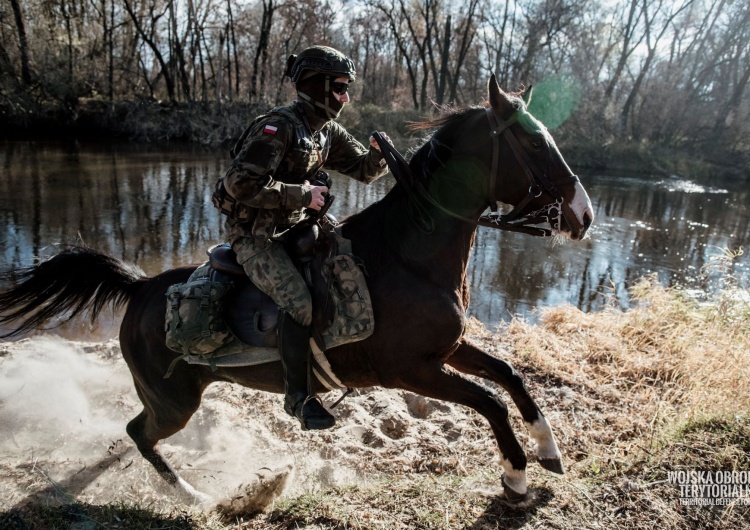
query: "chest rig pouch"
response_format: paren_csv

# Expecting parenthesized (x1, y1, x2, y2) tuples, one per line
(212, 105, 331, 221)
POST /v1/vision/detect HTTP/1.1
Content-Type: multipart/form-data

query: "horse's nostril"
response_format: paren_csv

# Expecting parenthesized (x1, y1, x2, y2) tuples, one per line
(583, 210, 593, 230)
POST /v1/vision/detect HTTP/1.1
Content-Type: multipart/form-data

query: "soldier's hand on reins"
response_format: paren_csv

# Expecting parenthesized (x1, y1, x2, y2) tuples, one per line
(306, 181, 329, 211)
(369, 132, 393, 151)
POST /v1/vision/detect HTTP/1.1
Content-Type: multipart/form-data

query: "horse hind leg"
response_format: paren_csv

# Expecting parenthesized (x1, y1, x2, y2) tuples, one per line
(126, 391, 211, 505)
(447, 339, 564, 475)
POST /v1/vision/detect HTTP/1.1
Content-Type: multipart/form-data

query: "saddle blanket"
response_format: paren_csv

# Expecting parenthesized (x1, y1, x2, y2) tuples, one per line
(169, 337, 345, 391)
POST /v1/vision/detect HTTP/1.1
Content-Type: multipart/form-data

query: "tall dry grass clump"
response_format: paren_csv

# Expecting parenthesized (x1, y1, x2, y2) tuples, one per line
(503, 248, 749, 423)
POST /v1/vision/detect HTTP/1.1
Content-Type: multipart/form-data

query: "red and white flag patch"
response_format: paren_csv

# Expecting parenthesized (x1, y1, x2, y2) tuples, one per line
(263, 124, 278, 135)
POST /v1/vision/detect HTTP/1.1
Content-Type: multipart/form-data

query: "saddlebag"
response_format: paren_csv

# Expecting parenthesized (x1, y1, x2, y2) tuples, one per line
(164, 262, 235, 355)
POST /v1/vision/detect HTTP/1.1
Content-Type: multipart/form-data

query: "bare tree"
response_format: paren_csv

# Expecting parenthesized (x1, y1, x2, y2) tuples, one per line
(8, 0, 32, 84)
(169, 0, 193, 101)
(250, 0, 275, 102)
(447, 0, 480, 103)
(122, 0, 177, 102)
(620, 0, 695, 138)
(227, 0, 240, 97)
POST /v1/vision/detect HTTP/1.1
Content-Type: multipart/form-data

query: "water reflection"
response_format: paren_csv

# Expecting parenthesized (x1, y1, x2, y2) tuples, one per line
(1, 140, 748, 335)
(0, 140, 226, 274)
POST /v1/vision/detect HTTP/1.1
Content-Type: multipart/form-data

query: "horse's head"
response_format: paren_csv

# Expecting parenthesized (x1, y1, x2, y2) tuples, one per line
(480, 75, 593, 241)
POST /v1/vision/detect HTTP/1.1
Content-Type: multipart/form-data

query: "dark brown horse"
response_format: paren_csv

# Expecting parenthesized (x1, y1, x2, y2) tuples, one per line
(0, 76, 593, 504)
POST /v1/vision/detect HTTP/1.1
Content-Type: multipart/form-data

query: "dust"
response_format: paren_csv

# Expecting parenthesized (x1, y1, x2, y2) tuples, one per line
(0, 336, 482, 514)
(0, 337, 136, 455)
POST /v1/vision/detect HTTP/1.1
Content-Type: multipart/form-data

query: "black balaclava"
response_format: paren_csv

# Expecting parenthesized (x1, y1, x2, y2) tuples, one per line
(296, 73, 345, 129)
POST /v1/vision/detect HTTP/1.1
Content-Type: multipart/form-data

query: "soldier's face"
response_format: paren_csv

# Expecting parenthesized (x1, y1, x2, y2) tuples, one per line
(332, 77, 350, 104)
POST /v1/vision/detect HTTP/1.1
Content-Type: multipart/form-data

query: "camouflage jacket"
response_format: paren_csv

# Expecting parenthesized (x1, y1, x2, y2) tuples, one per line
(220, 103, 388, 257)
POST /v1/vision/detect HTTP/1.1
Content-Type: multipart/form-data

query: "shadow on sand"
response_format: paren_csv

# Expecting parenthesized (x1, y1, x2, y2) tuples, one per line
(470, 486, 556, 529)
(0, 447, 198, 530)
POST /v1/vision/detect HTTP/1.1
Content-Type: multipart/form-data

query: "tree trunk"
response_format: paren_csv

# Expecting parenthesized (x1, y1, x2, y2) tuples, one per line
(227, 0, 240, 97)
(436, 14, 450, 104)
(448, 0, 479, 104)
(216, 30, 225, 111)
(604, 0, 641, 99)
(251, 0, 274, 101)
(61, 0, 75, 85)
(170, 0, 192, 102)
(107, 0, 115, 106)
(123, 0, 176, 102)
(9, 0, 32, 85)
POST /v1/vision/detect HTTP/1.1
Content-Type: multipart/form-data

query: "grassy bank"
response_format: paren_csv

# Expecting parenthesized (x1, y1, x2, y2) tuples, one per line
(0, 97, 423, 150)
(1, 254, 748, 529)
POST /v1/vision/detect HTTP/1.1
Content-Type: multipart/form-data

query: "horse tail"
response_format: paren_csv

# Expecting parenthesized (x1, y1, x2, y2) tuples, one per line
(0, 246, 147, 338)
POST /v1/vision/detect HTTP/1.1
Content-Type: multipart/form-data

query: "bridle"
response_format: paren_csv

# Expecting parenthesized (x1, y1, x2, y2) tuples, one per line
(480, 106, 581, 237)
(372, 105, 581, 237)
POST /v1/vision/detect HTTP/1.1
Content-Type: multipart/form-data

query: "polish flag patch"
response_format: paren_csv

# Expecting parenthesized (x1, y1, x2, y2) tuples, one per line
(263, 124, 278, 135)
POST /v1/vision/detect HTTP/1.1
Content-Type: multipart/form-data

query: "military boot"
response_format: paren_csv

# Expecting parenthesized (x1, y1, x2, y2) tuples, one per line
(278, 311, 336, 430)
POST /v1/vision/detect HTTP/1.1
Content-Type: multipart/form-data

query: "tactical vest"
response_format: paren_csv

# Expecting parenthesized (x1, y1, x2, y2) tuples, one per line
(214, 104, 331, 221)
(232, 105, 331, 182)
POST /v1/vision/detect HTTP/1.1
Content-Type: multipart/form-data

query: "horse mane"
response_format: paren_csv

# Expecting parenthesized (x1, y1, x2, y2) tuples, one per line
(341, 104, 492, 266)
(406, 104, 484, 133)
(406, 105, 485, 181)
(406, 92, 526, 133)
(403, 93, 527, 174)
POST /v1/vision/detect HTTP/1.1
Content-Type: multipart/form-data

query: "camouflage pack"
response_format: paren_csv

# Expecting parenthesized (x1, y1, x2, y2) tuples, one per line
(164, 245, 375, 359)
(318, 253, 374, 350)
(165, 263, 235, 355)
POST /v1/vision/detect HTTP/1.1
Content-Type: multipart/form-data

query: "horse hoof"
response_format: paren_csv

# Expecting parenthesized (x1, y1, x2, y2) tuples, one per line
(191, 490, 214, 506)
(501, 473, 527, 504)
(538, 457, 565, 475)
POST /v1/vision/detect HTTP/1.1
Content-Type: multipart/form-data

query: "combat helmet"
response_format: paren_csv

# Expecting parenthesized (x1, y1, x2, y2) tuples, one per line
(285, 45, 356, 83)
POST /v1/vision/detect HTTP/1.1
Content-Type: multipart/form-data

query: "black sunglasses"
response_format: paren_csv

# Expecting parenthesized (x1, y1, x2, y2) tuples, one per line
(331, 81, 349, 95)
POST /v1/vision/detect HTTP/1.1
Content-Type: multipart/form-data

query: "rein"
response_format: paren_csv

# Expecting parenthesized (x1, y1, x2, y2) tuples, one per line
(373, 106, 580, 237)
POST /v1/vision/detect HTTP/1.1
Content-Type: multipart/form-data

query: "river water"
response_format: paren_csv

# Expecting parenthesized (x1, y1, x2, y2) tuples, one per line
(1, 140, 748, 336)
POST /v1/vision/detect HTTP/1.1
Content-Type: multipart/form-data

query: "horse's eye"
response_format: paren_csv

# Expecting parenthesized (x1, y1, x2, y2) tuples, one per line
(530, 138, 545, 150)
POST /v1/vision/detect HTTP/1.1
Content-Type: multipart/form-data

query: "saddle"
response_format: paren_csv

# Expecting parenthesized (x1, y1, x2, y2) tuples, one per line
(208, 217, 337, 350)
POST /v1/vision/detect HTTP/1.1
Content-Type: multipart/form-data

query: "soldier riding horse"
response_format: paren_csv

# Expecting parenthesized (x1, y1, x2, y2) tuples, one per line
(0, 75, 594, 504)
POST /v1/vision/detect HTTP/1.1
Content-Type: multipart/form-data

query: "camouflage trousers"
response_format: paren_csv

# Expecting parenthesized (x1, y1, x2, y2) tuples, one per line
(233, 238, 313, 327)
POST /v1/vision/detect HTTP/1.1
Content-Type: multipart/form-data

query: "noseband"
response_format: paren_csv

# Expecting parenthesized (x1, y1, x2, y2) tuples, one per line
(481, 106, 581, 236)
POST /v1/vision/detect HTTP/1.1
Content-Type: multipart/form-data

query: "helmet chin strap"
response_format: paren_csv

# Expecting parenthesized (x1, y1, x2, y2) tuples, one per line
(297, 76, 342, 120)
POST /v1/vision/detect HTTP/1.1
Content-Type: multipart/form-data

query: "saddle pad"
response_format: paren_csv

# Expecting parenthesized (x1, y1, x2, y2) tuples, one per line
(317, 253, 375, 350)
(182, 342, 279, 368)
(170, 337, 346, 390)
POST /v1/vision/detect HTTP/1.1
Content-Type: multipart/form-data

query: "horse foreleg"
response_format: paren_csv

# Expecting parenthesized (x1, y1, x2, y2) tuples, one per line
(446, 339, 564, 475)
(398, 364, 530, 501)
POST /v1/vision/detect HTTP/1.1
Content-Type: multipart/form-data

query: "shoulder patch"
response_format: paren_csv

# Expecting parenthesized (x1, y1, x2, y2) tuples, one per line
(263, 124, 278, 135)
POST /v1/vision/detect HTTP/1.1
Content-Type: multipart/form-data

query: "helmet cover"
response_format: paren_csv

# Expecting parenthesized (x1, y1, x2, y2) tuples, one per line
(285, 45, 356, 83)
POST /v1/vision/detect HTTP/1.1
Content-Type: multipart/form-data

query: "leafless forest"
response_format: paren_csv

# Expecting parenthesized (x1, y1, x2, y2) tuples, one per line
(2, 0, 749, 170)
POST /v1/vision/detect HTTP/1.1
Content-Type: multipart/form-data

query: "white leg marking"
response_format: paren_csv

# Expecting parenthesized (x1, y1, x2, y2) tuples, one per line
(526, 415, 562, 460)
(176, 476, 213, 506)
(500, 458, 527, 494)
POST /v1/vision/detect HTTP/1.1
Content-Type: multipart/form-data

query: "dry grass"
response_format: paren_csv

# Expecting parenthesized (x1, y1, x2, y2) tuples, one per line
(508, 271, 750, 424)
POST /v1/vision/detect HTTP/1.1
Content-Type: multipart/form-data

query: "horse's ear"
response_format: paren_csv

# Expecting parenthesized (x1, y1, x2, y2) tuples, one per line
(522, 85, 533, 106)
(488, 74, 514, 116)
